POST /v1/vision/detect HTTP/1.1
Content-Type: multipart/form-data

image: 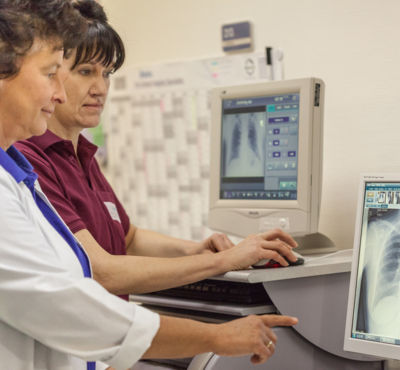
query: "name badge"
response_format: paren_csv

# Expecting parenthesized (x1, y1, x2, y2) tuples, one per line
(104, 201, 121, 223)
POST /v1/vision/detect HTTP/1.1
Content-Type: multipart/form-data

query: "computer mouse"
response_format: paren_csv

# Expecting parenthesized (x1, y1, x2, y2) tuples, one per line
(252, 251, 305, 269)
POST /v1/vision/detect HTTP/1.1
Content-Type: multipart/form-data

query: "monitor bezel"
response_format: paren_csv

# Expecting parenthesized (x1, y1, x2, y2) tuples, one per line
(344, 173, 400, 360)
(209, 78, 321, 213)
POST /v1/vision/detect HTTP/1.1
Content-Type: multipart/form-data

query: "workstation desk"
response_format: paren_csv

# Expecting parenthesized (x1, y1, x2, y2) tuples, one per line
(132, 250, 383, 370)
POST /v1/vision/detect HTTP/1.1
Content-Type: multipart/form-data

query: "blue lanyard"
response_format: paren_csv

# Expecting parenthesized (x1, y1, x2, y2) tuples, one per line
(29, 186, 95, 370)
(31, 189, 92, 278)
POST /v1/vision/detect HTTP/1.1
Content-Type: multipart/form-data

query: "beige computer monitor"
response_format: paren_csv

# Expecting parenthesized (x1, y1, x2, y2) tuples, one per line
(208, 77, 334, 254)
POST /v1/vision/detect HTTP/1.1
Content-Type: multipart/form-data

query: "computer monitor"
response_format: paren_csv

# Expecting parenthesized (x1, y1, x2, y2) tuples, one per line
(344, 174, 400, 360)
(208, 77, 335, 254)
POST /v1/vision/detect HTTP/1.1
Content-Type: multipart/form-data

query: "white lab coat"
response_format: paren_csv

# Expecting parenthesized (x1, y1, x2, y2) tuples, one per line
(0, 162, 160, 370)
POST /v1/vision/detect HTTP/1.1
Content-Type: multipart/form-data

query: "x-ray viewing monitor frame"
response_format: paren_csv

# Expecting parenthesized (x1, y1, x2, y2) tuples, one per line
(344, 174, 400, 361)
(208, 77, 334, 254)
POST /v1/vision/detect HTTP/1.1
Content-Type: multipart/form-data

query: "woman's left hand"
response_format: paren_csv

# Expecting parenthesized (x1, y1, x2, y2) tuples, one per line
(199, 233, 235, 254)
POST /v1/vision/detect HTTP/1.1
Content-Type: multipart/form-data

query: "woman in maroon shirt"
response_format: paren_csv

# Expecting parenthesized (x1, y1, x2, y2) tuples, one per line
(16, 0, 298, 300)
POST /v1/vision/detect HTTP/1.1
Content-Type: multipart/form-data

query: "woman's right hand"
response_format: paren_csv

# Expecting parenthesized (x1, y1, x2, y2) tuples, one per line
(220, 229, 298, 270)
(213, 314, 298, 364)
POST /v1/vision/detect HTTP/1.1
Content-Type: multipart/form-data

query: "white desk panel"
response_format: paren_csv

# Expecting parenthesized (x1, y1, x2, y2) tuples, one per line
(213, 249, 353, 283)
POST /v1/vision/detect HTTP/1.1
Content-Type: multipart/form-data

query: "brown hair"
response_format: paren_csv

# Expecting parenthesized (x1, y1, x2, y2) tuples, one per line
(71, 0, 125, 73)
(0, 0, 87, 79)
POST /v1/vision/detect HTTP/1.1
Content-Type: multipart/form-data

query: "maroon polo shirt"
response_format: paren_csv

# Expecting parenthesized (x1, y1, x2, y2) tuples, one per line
(16, 130, 130, 300)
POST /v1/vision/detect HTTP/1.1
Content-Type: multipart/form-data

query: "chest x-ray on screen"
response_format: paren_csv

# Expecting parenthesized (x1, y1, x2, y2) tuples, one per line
(352, 185, 400, 343)
(222, 112, 266, 177)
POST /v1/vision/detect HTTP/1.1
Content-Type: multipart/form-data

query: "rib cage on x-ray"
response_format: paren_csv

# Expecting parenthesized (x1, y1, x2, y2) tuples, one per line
(363, 209, 400, 336)
(247, 114, 261, 162)
(229, 117, 241, 162)
(224, 113, 265, 177)
(373, 226, 400, 307)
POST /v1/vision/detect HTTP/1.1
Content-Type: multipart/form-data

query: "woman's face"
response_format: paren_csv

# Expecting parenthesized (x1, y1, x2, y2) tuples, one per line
(52, 52, 113, 131)
(0, 39, 66, 147)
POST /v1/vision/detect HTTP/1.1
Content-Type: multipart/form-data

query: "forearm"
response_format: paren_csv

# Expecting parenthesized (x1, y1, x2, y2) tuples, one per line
(76, 229, 227, 295)
(143, 316, 216, 359)
(127, 228, 202, 258)
(97, 252, 226, 295)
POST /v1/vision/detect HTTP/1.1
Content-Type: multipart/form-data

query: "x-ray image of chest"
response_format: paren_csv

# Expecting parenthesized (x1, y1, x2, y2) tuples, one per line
(222, 113, 266, 177)
(355, 208, 400, 338)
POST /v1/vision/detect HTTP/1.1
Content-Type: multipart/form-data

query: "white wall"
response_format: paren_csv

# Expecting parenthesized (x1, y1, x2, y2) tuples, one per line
(102, 0, 400, 249)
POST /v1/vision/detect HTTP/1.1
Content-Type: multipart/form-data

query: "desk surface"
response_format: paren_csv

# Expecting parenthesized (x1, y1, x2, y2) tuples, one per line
(213, 249, 353, 283)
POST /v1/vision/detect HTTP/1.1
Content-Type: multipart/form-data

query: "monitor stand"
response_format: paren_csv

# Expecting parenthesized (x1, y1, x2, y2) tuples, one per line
(294, 232, 337, 255)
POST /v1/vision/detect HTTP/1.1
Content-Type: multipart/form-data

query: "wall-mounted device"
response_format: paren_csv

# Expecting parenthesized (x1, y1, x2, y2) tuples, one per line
(221, 21, 253, 53)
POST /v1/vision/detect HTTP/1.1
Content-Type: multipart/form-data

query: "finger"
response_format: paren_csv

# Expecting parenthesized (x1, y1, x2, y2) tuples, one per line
(258, 245, 290, 266)
(209, 233, 234, 252)
(251, 352, 268, 365)
(266, 341, 275, 357)
(260, 240, 298, 263)
(260, 314, 299, 328)
(251, 341, 272, 365)
(250, 347, 269, 364)
(265, 337, 275, 354)
(264, 326, 277, 344)
(251, 353, 263, 364)
(218, 234, 235, 250)
(224, 234, 235, 248)
(259, 229, 298, 247)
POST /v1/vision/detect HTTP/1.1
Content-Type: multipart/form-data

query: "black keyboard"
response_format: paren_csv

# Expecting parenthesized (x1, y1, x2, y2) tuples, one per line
(148, 279, 272, 305)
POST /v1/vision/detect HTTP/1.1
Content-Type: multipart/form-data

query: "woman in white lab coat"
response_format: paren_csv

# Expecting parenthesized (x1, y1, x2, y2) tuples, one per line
(0, 1, 297, 369)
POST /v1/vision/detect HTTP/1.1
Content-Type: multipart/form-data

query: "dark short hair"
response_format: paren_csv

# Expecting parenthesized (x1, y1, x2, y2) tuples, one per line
(0, 0, 86, 79)
(71, 0, 125, 73)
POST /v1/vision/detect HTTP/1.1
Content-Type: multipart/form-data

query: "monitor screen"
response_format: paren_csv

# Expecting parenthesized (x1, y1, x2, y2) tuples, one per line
(344, 175, 400, 360)
(220, 93, 299, 201)
(208, 78, 331, 253)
